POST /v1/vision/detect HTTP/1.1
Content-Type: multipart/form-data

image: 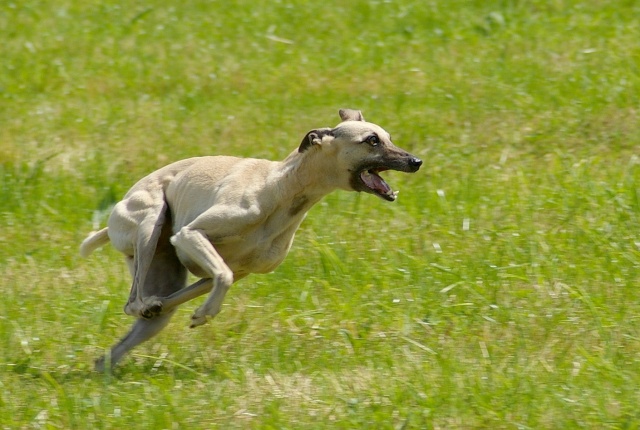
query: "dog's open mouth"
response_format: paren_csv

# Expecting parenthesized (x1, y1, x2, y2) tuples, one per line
(360, 168, 399, 201)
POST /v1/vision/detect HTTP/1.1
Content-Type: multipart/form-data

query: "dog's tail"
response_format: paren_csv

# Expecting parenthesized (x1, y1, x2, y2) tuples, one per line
(79, 227, 110, 258)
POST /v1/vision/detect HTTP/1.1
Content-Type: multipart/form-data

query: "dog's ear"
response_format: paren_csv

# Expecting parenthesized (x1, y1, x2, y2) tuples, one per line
(339, 109, 365, 122)
(298, 128, 333, 153)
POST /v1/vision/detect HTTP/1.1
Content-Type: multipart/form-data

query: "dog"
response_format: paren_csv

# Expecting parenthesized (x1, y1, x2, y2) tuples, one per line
(80, 109, 422, 370)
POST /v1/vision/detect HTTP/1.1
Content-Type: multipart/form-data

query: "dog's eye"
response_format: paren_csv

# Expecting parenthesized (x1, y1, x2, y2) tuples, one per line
(366, 135, 380, 146)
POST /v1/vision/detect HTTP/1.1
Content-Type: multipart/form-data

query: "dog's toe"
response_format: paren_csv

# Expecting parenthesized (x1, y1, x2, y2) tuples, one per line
(140, 299, 163, 319)
(189, 313, 208, 328)
(94, 356, 107, 372)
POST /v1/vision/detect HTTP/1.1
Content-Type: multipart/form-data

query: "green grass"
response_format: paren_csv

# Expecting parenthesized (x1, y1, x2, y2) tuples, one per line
(2, 0, 640, 428)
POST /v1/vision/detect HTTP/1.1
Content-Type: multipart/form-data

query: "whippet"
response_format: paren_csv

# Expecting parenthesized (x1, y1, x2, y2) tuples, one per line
(80, 109, 422, 370)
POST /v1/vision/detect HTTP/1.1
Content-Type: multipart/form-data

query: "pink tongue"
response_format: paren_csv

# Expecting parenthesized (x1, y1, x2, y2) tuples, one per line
(361, 171, 391, 193)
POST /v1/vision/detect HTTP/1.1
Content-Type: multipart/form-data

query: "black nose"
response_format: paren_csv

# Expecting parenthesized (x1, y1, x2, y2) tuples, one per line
(409, 157, 423, 170)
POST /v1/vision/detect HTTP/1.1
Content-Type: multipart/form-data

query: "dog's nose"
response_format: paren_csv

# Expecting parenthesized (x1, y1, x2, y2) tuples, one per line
(409, 157, 423, 170)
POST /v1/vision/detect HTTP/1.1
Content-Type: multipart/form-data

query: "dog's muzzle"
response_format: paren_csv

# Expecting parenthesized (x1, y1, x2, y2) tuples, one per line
(356, 154, 423, 202)
(408, 157, 423, 172)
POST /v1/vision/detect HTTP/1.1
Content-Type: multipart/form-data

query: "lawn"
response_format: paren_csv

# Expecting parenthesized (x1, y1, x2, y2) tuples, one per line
(2, 0, 640, 428)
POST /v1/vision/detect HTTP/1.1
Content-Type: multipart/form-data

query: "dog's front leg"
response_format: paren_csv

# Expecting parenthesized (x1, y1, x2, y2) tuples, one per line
(170, 227, 234, 327)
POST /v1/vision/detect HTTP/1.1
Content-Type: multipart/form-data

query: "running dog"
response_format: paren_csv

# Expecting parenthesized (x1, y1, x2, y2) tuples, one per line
(80, 109, 422, 370)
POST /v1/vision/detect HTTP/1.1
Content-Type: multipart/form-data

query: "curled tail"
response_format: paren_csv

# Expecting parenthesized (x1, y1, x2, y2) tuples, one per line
(80, 227, 110, 258)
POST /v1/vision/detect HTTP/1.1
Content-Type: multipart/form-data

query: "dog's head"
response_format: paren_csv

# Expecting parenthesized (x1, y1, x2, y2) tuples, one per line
(298, 109, 422, 201)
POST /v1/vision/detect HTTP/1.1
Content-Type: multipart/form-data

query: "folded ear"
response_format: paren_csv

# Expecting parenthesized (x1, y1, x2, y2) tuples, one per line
(298, 128, 333, 153)
(339, 109, 365, 122)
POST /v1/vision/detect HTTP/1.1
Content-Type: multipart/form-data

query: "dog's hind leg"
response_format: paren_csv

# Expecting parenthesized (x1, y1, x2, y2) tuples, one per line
(124, 201, 168, 315)
(108, 187, 168, 317)
(96, 261, 185, 370)
(95, 310, 176, 371)
(138, 278, 213, 319)
(97, 211, 188, 371)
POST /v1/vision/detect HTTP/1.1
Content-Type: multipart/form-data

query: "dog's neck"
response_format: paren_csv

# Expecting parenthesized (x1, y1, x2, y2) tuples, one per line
(278, 147, 344, 201)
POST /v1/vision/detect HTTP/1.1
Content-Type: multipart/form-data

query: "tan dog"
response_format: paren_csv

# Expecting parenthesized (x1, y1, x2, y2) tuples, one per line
(81, 109, 422, 370)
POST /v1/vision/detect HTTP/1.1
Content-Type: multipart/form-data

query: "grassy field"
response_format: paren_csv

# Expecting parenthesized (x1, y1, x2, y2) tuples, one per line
(2, 0, 640, 428)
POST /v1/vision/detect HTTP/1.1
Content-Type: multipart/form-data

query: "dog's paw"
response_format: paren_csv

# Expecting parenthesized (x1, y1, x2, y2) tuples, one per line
(189, 313, 208, 328)
(140, 298, 163, 319)
(94, 355, 110, 373)
(94, 357, 105, 372)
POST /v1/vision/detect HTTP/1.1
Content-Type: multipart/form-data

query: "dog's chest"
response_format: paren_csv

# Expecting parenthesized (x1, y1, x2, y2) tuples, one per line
(215, 223, 300, 276)
(211, 196, 314, 276)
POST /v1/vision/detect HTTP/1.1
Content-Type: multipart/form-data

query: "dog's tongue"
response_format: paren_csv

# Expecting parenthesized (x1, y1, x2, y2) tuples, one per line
(361, 170, 391, 194)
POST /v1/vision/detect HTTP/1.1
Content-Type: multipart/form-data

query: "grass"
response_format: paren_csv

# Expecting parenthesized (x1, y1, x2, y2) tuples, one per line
(2, 0, 640, 428)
